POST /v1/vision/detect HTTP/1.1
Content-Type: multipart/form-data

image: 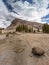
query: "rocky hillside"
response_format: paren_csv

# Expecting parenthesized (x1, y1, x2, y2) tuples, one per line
(8, 18, 43, 29)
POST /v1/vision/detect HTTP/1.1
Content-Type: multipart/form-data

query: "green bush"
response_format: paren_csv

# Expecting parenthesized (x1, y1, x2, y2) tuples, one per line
(42, 24, 49, 33)
(6, 34, 9, 37)
(29, 28, 33, 32)
(16, 25, 22, 32)
(0, 30, 2, 34)
(16, 24, 33, 33)
(37, 28, 40, 32)
(33, 30, 36, 33)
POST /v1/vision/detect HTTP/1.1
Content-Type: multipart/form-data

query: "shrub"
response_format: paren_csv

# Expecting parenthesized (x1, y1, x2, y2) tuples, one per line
(37, 28, 40, 32)
(29, 28, 33, 32)
(42, 24, 49, 33)
(16, 24, 33, 33)
(24, 25, 28, 32)
(0, 30, 2, 34)
(16, 25, 22, 32)
(33, 30, 36, 33)
(29, 29, 31, 32)
(6, 34, 9, 37)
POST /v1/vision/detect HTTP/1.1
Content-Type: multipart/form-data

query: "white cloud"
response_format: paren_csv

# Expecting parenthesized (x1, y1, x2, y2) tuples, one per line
(0, 0, 49, 28)
(0, 0, 18, 28)
(9, 0, 49, 23)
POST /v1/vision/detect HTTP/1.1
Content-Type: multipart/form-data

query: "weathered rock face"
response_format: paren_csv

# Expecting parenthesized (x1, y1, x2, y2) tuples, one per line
(32, 47, 45, 56)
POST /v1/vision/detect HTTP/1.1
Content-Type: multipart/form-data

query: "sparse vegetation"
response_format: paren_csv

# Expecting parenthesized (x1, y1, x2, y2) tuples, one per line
(6, 34, 9, 37)
(0, 30, 2, 34)
(28, 28, 33, 32)
(16, 24, 33, 33)
(42, 24, 49, 33)
(33, 30, 36, 33)
(0, 28, 4, 34)
(37, 28, 40, 32)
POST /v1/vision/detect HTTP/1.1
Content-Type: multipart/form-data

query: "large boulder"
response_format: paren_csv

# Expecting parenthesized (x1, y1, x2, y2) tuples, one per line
(32, 47, 45, 56)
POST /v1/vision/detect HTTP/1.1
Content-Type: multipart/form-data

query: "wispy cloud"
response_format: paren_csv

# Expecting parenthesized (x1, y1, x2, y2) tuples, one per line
(9, 0, 49, 23)
(0, 0, 49, 28)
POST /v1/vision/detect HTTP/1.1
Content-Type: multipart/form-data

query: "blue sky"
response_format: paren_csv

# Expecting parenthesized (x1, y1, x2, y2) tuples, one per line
(2, 0, 49, 23)
(0, 0, 49, 28)
(4, 0, 49, 23)
(22, 0, 33, 3)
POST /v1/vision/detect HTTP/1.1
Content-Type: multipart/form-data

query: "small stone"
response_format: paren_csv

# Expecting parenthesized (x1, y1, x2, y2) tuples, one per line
(32, 47, 45, 56)
(14, 47, 24, 53)
(6, 34, 9, 37)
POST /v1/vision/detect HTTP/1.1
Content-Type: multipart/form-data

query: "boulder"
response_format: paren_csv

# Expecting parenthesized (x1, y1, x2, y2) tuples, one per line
(32, 47, 45, 56)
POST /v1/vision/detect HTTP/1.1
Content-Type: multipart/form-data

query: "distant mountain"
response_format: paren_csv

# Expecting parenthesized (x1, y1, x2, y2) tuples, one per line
(8, 18, 43, 29)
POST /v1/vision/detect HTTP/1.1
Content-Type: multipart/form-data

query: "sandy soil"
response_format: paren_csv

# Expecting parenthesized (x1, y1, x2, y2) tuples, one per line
(0, 33, 49, 65)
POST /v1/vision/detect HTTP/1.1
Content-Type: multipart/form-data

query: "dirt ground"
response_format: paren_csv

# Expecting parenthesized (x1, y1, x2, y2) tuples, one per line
(0, 33, 49, 65)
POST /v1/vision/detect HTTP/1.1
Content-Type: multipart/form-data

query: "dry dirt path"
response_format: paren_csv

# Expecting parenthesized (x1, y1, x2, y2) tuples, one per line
(0, 33, 49, 65)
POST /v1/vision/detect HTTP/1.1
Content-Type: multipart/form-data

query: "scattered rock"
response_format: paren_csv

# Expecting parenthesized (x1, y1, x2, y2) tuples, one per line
(32, 47, 45, 56)
(29, 54, 32, 57)
(6, 34, 9, 37)
(14, 47, 24, 53)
